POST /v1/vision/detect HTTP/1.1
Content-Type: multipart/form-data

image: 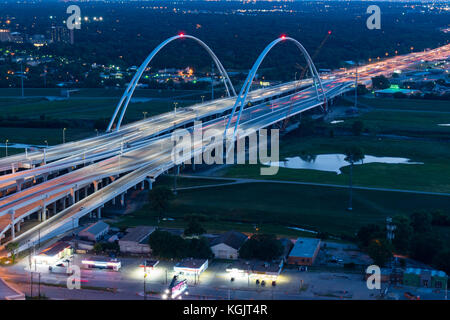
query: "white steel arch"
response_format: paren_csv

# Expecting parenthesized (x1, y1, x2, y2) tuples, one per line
(107, 34, 236, 132)
(224, 36, 327, 138)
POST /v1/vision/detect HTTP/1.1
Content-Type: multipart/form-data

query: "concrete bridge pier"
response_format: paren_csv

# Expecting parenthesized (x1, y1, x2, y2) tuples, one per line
(61, 197, 66, 210)
(41, 201, 47, 221)
(16, 178, 24, 192)
(9, 210, 15, 240)
(120, 193, 125, 206)
(97, 207, 101, 219)
(146, 178, 154, 190)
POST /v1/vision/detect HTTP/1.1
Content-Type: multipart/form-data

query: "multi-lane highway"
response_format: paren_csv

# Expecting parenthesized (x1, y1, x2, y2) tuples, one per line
(0, 39, 448, 254)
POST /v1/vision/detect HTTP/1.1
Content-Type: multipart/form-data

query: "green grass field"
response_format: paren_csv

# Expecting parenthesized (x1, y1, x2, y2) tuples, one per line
(0, 88, 207, 98)
(115, 182, 450, 238)
(359, 97, 450, 112)
(0, 97, 189, 121)
(219, 135, 450, 193)
(217, 97, 450, 193)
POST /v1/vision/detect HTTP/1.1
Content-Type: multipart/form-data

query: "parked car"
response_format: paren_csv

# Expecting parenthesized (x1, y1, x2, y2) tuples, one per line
(404, 292, 420, 300)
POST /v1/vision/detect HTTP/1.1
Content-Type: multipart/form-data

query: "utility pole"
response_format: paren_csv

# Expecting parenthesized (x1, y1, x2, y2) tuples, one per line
(143, 261, 147, 300)
(20, 61, 24, 98)
(354, 62, 358, 109)
(173, 165, 179, 195)
(348, 161, 353, 211)
(211, 62, 214, 100)
(63, 128, 66, 144)
(30, 272, 33, 298)
(38, 272, 41, 299)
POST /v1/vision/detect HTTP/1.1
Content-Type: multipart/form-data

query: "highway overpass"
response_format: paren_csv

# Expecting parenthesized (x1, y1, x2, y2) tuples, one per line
(0, 35, 448, 255)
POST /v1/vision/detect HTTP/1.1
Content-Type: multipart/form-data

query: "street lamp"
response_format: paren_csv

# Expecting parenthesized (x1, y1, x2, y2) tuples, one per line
(5, 139, 8, 157)
(173, 102, 178, 116)
(142, 111, 148, 120)
(143, 261, 147, 300)
(201, 95, 205, 103)
(95, 129, 99, 136)
(62, 128, 67, 144)
(44, 140, 48, 148)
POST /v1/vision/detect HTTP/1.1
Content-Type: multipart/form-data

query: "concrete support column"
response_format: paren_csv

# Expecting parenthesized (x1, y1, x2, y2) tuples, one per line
(75, 190, 79, 202)
(69, 190, 75, 206)
(10, 210, 15, 240)
(140, 181, 145, 190)
(15, 222, 20, 232)
(97, 207, 101, 219)
(120, 193, 125, 206)
(93, 181, 98, 192)
(41, 201, 47, 221)
(112, 197, 116, 205)
(61, 197, 66, 210)
(16, 178, 24, 192)
(52, 202, 57, 214)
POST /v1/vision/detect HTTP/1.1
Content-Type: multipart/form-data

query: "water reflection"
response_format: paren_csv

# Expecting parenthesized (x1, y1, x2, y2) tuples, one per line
(269, 154, 423, 174)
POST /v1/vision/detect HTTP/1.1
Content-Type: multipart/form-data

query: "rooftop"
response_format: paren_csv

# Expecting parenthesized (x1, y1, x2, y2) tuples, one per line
(175, 258, 208, 270)
(79, 221, 109, 236)
(120, 226, 155, 244)
(289, 237, 320, 259)
(38, 241, 71, 257)
(405, 267, 447, 278)
(210, 230, 248, 250)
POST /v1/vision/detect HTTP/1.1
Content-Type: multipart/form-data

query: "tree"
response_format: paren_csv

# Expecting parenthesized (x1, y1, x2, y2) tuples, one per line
(186, 238, 213, 259)
(184, 219, 206, 237)
(410, 211, 432, 234)
(356, 84, 369, 96)
(148, 230, 187, 259)
(93, 243, 103, 254)
(239, 234, 283, 261)
(433, 249, 450, 275)
(371, 75, 390, 90)
(5, 242, 19, 263)
(148, 186, 173, 219)
(344, 146, 365, 211)
(410, 233, 442, 264)
(356, 224, 385, 248)
(367, 239, 392, 267)
(392, 215, 413, 253)
(351, 120, 364, 136)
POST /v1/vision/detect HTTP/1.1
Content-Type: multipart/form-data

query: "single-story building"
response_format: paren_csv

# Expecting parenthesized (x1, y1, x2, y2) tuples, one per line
(174, 258, 208, 276)
(32, 241, 73, 265)
(287, 237, 321, 266)
(210, 230, 248, 260)
(374, 87, 421, 98)
(225, 260, 284, 281)
(118, 226, 155, 254)
(279, 238, 294, 261)
(78, 221, 110, 242)
(403, 268, 448, 289)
